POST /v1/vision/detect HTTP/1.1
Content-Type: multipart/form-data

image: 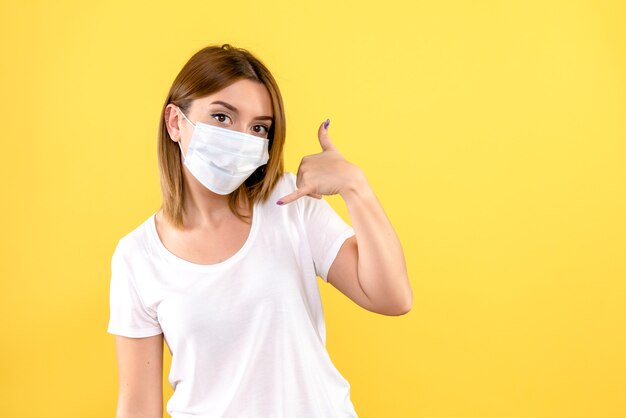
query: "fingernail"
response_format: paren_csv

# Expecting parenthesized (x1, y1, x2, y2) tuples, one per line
(276, 200, 284, 205)
(324, 119, 330, 129)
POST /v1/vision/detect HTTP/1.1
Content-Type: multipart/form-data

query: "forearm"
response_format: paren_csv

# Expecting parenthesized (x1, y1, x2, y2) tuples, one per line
(340, 168, 413, 314)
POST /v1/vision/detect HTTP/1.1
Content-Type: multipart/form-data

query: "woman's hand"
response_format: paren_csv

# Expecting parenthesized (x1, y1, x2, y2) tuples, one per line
(276, 119, 365, 205)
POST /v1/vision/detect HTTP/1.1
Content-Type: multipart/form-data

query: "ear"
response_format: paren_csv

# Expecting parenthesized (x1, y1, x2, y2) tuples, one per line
(164, 104, 183, 142)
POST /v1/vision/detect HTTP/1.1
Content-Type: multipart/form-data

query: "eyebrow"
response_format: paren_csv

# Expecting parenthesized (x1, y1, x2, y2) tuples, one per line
(210, 100, 273, 122)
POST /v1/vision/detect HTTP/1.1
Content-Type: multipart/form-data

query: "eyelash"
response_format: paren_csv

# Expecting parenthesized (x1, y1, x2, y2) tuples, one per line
(211, 113, 270, 135)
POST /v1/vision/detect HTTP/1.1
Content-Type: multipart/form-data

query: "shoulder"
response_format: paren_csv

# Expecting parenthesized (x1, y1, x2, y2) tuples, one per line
(112, 215, 155, 264)
(260, 171, 303, 220)
(264, 171, 298, 204)
(272, 171, 297, 196)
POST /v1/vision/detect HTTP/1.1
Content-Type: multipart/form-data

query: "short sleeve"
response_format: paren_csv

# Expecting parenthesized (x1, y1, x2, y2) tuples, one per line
(106, 240, 162, 338)
(292, 174, 356, 282)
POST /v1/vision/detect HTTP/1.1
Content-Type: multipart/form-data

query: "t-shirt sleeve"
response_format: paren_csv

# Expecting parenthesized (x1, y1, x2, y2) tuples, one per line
(106, 240, 162, 338)
(291, 173, 356, 282)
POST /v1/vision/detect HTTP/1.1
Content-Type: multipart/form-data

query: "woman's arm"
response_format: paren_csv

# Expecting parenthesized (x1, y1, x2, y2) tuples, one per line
(328, 170, 412, 315)
(114, 334, 164, 418)
(277, 119, 412, 315)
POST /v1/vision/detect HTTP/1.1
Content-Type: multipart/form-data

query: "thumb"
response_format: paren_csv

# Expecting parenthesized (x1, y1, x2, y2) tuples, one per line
(318, 118, 336, 151)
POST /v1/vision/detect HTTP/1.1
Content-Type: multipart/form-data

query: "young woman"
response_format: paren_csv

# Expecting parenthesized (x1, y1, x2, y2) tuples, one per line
(107, 44, 412, 418)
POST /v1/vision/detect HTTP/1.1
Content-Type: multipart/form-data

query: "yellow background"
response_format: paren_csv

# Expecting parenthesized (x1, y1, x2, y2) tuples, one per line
(1, 0, 624, 417)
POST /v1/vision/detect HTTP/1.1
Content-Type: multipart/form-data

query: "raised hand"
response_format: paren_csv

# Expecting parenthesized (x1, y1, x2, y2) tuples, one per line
(276, 118, 363, 205)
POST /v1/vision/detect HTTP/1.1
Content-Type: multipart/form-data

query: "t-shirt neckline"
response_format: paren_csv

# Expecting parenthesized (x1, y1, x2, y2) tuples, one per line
(148, 202, 262, 272)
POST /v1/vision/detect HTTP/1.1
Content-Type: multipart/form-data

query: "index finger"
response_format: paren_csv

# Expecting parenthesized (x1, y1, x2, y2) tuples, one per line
(276, 184, 317, 205)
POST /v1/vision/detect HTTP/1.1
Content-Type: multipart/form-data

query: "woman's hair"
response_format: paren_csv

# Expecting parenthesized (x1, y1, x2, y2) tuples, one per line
(157, 44, 286, 229)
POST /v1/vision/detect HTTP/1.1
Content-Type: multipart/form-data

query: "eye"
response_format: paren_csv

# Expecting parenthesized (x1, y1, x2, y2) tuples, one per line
(252, 124, 270, 136)
(211, 113, 232, 124)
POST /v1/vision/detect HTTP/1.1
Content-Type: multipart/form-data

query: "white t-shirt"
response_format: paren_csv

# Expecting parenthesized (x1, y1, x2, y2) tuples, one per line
(107, 171, 359, 418)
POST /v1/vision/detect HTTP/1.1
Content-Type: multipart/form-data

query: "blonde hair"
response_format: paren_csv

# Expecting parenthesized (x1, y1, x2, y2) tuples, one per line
(157, 44, 286, 229)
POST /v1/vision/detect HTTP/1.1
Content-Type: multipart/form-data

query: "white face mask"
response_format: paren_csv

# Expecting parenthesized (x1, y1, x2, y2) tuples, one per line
(177, 108, 270, 195)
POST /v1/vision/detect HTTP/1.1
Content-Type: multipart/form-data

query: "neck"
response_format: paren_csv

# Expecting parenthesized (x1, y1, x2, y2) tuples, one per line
(181, 166, 246, 228)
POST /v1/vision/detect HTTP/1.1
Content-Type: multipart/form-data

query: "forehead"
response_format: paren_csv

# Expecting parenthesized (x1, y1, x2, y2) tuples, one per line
(194, 79, 273, 116)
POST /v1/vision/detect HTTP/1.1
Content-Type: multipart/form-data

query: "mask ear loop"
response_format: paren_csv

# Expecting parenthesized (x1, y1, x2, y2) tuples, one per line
(177, 137, 186, 161)
(176, 106, 196, 160)
(179, 108, 196, 128)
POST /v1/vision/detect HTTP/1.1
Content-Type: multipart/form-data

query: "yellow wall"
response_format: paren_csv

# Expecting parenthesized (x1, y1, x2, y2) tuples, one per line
(1, 0, 624, 417)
